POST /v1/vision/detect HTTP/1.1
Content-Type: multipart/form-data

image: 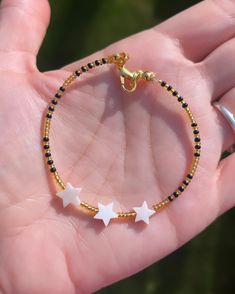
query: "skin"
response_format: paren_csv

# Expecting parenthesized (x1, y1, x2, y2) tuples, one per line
(0, 0, 235, 293)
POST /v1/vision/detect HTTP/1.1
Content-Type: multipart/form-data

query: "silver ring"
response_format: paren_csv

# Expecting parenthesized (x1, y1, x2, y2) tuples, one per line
(214, 102, 235, 133)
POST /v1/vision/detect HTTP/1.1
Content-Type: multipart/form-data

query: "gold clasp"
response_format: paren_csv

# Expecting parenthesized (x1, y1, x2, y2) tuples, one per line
(119, 66, 140, 92)
(108, 52, 156, 92)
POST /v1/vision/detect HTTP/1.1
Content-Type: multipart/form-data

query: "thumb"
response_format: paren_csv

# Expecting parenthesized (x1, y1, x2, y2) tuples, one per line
(0, 0, 50, 67)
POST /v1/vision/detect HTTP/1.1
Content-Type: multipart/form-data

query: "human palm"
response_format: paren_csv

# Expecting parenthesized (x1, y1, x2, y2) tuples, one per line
(0, 0, 235, 293)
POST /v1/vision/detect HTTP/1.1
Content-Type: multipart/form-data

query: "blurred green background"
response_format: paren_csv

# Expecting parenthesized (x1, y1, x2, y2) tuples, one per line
(38, 1, 235, 293)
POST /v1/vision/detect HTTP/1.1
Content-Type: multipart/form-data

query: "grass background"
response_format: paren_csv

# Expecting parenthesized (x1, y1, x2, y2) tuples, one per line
(37, 1, 235, 293)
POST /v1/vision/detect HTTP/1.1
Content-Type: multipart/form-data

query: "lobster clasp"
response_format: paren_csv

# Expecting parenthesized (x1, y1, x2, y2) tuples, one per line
(108, 52, 156, 93)
(119, 66, 140, 92)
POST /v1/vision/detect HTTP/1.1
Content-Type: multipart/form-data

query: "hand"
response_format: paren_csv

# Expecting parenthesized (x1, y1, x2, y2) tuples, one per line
(0, 0, 234, 293)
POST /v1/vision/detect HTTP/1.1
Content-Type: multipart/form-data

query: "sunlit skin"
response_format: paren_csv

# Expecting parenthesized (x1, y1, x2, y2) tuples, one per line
(0, 0, 235, 293)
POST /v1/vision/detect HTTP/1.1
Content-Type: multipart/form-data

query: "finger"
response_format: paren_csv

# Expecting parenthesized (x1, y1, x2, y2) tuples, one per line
(200, 38, 235, 100)
(156, 0, 235, 62)
(213, 87, 235, 152)
(217, 152, 235, 214)
(0, 0, 50, 56)
(61, 0, 235, 74)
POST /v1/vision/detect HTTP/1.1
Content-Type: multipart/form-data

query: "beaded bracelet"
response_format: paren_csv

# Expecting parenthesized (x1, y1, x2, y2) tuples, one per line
(42, 52, 201, 226)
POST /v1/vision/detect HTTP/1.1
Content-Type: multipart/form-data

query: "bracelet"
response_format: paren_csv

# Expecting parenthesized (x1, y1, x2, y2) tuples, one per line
(42, 52, 201, 226)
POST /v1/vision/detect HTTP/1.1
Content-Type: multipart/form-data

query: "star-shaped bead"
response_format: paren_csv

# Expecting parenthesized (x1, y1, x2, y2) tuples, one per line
(56, 182, 82, 208)
(94, 202, 118, 226)
(133, 201, 155, 224)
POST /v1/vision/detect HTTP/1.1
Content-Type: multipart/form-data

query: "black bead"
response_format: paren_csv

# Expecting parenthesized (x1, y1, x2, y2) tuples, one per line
(95, 60, 100, 66)
(193, 130, 199, 135)
(43, 136, 49, 142)
(191, 122, 197, 127)
(48, 106, 54, 112)
(45, 152, 51, 157)
(173, 191, 179, 197)
(52, 99, 58, 105)
(179, 186, 184, 192)
(177, 96, 183, 102)
(194, 137, 200, 142)
(44, 144, 50, 150)
(161, 81, 166, 87)
(182, 103, 188, 108)
(172, 91, 178, 96)
(75, 70, 81, 77)
(187, 174, 193, 179)
(81, 66, 87, 72)
(50, 167, 56, 173)
(102, 58, 107, 64)
(55, 93, 61, 98)
(47, 159, 54, 165)
(46, 113, 52, 119)
(195, 144, 201, 149)
(183, 180, 189, 186)
(194, 152, 200, 157)
(87, 63, 93, 69)
(168, 195, 174, 201)
(167, 85, 172, 91)
(59, 86, 65, 92)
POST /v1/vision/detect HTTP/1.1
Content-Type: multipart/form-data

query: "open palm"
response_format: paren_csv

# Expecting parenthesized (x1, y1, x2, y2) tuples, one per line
(0, 0, 235, 293)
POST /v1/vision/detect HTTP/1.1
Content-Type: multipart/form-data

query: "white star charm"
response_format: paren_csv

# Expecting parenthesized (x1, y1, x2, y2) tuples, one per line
(94, 202, 118, 226)
(133, 201, 155, 224)
(56, 182, 82, 208)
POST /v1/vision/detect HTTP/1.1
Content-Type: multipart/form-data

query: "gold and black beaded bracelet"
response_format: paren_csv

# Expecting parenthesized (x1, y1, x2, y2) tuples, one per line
(42, 52, 201, 226)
